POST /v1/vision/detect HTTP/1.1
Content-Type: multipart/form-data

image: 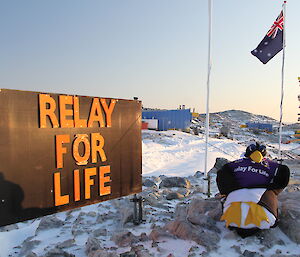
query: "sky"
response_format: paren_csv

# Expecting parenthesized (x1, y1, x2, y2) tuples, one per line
(0, 0, 299, 123)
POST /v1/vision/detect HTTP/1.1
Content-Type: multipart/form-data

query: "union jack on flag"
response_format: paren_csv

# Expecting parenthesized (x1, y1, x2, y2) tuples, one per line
(251, 10, 284, 64)
(267, 11, 284, 39)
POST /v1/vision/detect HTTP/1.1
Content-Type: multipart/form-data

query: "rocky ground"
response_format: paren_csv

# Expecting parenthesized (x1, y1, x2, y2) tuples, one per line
(1, 121, 300, 257)
(2, 158, 300, 257)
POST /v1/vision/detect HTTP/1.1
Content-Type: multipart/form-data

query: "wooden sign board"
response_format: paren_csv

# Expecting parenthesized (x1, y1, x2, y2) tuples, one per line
(0, 89, 142, 227)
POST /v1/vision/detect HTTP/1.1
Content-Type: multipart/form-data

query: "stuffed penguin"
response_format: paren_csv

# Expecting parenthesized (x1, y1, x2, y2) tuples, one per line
(216, 143, 290, 237)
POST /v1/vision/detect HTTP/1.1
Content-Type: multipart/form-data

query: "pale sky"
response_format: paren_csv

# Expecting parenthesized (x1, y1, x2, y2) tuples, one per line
(1, 0, 299, 122)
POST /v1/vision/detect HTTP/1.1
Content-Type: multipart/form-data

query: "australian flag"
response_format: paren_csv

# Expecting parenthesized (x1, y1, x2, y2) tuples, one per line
(251, 11, 284, 64)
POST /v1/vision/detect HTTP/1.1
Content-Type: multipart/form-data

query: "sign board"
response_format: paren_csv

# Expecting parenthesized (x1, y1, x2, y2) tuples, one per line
(0, 89, 142, 227)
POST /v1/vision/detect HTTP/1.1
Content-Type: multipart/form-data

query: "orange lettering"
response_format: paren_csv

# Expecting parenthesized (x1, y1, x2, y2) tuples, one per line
(74, 169, 80, 202)
(100, 99, 116, 127)
(59, 95, 74, 128)
(72, 134, 90, 165)
(54, 172, 70, 206)
(85, 167, 96, 199)
(73, 96, 87, 128)
(39, 94, 59, 128)
(99, 165, 111, 196)
(91, 133, 107, 163)
(87, 98, 105, 128)
(56, 135, 70, 168)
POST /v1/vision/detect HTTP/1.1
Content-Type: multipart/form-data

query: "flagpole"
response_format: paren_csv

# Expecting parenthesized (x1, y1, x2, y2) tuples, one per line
(278, 1, 287, 160)
(204, 0, 212, 196)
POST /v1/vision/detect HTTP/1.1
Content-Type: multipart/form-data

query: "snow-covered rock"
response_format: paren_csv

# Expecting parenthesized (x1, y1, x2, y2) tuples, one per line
(208, 157, 229, 174)
(142, 178, 156, 188)
(159, 177, 191, 188)
(164, 220, 220, 252)
(36, 216, 64, 234)
(85, 236, 102, 255)
(111, 231, 140, 247)
(165, 192, 184, 200)
(278, 191, 300, 244)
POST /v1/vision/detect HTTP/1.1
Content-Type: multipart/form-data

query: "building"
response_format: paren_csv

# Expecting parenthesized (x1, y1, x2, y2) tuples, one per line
(142, 109, 192, 131)
(246, 122, 273, 133)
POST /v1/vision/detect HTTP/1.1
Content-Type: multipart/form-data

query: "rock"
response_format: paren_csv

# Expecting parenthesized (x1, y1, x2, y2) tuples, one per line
(207, 205, 223, 222)
(0, 223, 18, 232)
(191, 185, 205, 194)
(136, 250, 154, 257)
(208, 157, 229, 174)
(96, 214, 104, 223)
(175, 198, 222, 233)
(111, 231, 139, 247)
(19, 238, 41, 257)
(144, 193, 168, 209)
(159, 177, 191, 189)
(157, 247, 167, 254)
(93, 228, 107, 237)
(188, 246, 200, 254)
(223, 231, 239, 240)
(220, 126, 230, 137)
(151, 241, 158, 248)
(166, 192, 184, 200)
(174, 203, 188, 220)
(120, 207, 134, 226)
(259, 247, 268, 253)
(143, 179, 156, 187)
(112, 197, 144, 226)
(285, 184, 300, 192)
(74, 212, 86, 224)
(270, 254, 300, 257)
(159, 175, 167, 180)
(149, 228, 174, 241)
(44, 248, 75, 257)
(186, 198, 222, 221)
(25, 252, 38, 257)
(242, 250, 263, 257)
(278, 191, 300, 243)
(231, 245, 242, 254)
(199, 252, 210, 257)
(85, 237, 102, 255)
(256, 229, 285, 248)
(57, 239, 75, 249)
(131, 245, 145, 253)
(176, 188, 191, 196)
(161, 188, 173, 195)
(36, 216, 64, 233)
(194, 171, 204, 178)
(71, 227, 85, 237)
(187, 212, 220, 233)
(88, 251, 118, 257)
(164, 220, 220, 251)
(139, 232, 149, 242)
(120, 251, 137, 257)
(65, 213, 73, 221)
(87, 211, 97, 217)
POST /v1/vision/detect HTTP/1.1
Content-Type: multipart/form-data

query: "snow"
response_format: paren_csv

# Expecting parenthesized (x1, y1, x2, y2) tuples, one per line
(0, 129, 299, 256)
(0, 220, 39, 257)
(142, 130, 244, 177)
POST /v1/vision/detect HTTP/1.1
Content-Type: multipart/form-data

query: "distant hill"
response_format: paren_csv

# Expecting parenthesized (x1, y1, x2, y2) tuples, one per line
(199, 110, 278, 126)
